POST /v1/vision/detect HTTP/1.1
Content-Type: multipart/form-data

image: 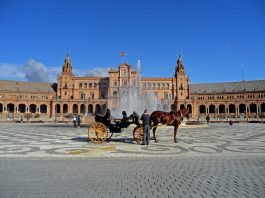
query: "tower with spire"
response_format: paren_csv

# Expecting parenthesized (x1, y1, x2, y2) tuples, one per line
(57, 53, 74, 100)
(62, 52, 73, 74)
(174, 55, 190, 110)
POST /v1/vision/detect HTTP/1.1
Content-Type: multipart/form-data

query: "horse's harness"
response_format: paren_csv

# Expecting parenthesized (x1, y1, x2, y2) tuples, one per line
(169, 110, 183, 125)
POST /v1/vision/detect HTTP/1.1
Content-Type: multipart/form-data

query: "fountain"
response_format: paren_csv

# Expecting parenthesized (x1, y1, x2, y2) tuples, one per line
(112, 60, 163, 117)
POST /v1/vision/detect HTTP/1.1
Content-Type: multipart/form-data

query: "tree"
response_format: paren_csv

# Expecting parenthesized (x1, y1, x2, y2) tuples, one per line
(24, 113, 32, 123)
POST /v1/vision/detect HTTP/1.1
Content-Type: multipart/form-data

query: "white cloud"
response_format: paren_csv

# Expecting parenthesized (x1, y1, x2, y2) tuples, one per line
(0, 60, 110, 83)
(0, 60, 60, 83)
(0, 63, 25, 81)
(82, 67, 110, 77)
(23, 59, 50, 82)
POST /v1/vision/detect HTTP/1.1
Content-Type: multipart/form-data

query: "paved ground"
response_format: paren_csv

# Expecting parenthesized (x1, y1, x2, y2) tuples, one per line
(0, 123, 265, 197)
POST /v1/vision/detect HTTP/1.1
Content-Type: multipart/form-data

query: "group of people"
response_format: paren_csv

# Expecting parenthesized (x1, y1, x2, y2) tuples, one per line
(104, 108, 151, 145)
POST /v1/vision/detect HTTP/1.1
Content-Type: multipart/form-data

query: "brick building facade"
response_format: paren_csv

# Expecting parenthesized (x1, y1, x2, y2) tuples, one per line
(0, 54, 264, 121)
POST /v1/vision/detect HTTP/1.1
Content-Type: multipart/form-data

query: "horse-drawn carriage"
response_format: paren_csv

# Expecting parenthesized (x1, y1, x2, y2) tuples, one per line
(88, 107, 190, 144)
(88, 113, 144, 144)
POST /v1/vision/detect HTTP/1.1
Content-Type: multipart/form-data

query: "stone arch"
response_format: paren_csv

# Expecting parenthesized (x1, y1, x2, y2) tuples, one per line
(239, 104, 246, 113)
(209, 104, 215, 113)
(199, 105, 206, 114)
(187, 104, 192, 114)
(88, 104, 93, 114)
(73, 104, 78, 114)
(219, 104, 225, 113)
(40, 104, 47, 113)
(250, 103, 257, 113)
(55, 104, 60, 113)
(63, 104, 68, 113)
(18, 104, 26, 113)
(180, 104, 185, 110)
(80, 104, 86, 114)
(95, 104, 101, 114)
(113, 90, 118, 97)
(229, 104, 236, 113)
(29, 104, 37, 113)
(7, 103, 15, 113)
(0, 103, 3, 112)
(261, 103, 265, 113)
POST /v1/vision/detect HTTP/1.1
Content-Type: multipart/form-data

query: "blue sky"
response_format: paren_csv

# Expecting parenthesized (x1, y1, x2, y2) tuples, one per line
(0, 0, 264, 83)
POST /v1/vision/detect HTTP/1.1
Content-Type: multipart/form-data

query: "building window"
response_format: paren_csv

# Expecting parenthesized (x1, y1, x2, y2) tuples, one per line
(164, 92, 169, 99)
(79, 83, 82, 89)
(80, 93, 85, 99)
(90, 92, 94, 99)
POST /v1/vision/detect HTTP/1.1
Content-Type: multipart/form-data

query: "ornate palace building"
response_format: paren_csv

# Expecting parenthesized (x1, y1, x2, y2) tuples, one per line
(0, 54, 265, 121)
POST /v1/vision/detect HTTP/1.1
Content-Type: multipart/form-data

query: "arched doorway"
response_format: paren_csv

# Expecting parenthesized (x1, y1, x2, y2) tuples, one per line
(95, 104, 101, 114)
(18, 104, 26, 113)
(209, 105, 215, 113)
(7, 103, 15, 113)
(40, 104, 47, 113)
(187, 104, 192, 114)
(29, 104, 37, 113)
(199, 105, 206, 114)
(219, 104, 225, 113)
(88, 104, 93, 114)
(261, 103, 265, 113)
(113, 91, 118, 97)
(250, 103, 257, 113)
(80, 104, 86, 114)
(63, 104, 68, 113)
(73, 104, 78, 114)
(0, 103, 3, 112)
(180, 104, 185, 110)
(55, 104, 60, 113)
(229, 104, 236, 113)
(239, 104, 246, 113)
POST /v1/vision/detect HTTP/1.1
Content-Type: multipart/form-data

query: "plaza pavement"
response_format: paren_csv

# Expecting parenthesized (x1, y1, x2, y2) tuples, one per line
(0, 122, 264, 197)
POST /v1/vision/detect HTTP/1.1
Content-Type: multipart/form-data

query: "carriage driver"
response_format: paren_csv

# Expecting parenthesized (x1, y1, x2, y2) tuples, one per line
(140, 109, 151, 145)
(104, 109, 115, 125)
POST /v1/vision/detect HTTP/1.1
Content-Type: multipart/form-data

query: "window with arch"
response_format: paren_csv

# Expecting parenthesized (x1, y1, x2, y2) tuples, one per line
(79, 83, 82, 89)
(113, 90, 118, 97)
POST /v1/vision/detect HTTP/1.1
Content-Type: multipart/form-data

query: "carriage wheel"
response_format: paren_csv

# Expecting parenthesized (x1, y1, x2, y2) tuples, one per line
(133, 126, 143, 145)
(88, 122, 108, 143)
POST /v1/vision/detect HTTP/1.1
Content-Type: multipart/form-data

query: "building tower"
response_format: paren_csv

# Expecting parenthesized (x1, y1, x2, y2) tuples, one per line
(57, 53, 73, 100)
(175, 55, 190, 110)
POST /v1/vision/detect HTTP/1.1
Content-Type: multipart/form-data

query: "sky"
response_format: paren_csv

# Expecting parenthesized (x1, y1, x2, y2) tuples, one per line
(0, 0, 264, 83)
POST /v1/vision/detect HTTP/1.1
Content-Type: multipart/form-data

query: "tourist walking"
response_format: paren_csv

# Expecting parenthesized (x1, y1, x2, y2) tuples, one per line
(206, 114, 210, 124)
(140, 109, 150, 145)
(77, 115, 81, 128)
(73, 115, 77, 127)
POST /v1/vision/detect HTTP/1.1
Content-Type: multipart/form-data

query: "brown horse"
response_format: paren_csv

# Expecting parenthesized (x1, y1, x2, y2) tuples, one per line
(150, 108, 189, 143)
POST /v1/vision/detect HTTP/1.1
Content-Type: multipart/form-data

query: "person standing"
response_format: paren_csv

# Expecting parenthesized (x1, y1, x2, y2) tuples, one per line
(140, 109, 150, 145)
(73, 115, 77, 127)
(77, 115, 81, 128)
(206, 114, 210, 124)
